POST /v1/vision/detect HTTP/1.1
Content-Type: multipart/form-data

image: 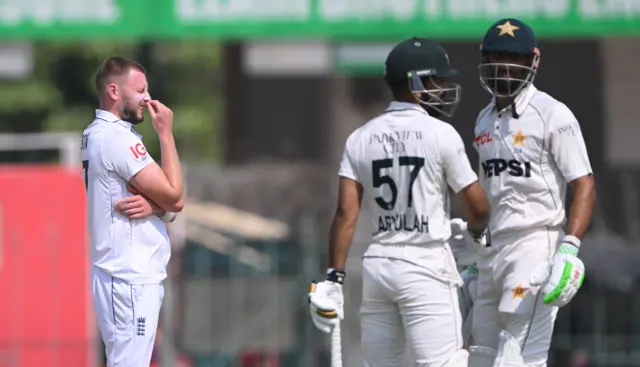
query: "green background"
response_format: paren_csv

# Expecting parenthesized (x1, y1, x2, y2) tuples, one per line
(1, 0, 640, 39)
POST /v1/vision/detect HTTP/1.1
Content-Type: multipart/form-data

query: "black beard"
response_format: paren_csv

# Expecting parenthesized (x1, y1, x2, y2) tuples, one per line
(421, 104, 457, 121)
(493, 79, 523, 96)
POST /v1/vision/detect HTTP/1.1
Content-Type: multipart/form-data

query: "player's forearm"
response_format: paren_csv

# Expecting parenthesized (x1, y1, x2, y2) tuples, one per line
(158, 133, 184, 203)
(328, 211, 357, 270)
(466, 204, 490, 234)
(460, 182, 491, 233)
(567, 175, 596, 240)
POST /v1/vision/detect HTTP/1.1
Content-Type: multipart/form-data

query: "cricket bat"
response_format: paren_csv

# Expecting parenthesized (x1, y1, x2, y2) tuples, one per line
(331, 322, 342, 367)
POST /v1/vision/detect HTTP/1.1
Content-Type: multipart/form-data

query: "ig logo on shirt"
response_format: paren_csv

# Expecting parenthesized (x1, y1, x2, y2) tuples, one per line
(129, 143, 148, 161)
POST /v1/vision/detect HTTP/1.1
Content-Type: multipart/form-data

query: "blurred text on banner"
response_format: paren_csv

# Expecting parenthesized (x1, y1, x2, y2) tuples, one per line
(1, 0, 640, 39)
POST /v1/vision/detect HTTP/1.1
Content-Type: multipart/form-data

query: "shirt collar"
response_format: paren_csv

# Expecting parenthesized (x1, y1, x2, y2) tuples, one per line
(95, 109, 142, 138)
(494, 84, 537, 116)
(385, 101, 427, 114)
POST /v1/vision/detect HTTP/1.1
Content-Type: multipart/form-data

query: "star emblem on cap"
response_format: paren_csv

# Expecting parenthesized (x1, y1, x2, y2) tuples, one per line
(497, 20, 520, 37)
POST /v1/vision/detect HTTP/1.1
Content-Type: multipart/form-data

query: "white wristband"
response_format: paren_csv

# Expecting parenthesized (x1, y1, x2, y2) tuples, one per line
(160, 212, 176, 223)
(562, 235, 581, 249)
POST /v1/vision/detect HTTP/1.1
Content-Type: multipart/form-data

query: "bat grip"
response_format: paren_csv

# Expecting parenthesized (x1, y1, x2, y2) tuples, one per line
(331, 322, 342, 367)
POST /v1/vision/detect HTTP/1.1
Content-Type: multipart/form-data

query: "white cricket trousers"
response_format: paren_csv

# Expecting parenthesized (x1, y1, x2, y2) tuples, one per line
(92, 266, 164, 367)
(472, 227, 561, 367)
(360, 243, 464, 367)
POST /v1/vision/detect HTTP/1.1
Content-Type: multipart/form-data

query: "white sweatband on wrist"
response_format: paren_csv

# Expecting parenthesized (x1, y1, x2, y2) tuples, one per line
(160, 212, 176, 223)
(562, 235, 581, 249)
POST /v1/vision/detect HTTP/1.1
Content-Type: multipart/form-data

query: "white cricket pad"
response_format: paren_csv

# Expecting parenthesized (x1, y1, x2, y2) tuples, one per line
(443, 349, 469, 367)
(494, 330, 525, 367)
(461, 308, 474, 346)
(468, 345, 496, 367)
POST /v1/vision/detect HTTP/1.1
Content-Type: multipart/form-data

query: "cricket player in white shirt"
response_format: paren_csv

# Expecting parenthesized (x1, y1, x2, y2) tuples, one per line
(82, 56, 184, 367)
(308, 37, 492, 367)
(454, 19, 597, 366)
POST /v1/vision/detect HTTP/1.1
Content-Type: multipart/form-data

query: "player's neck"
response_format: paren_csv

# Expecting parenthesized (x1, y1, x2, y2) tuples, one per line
(395, 96, 420, 106)
(99, 103, 122, 120)
(495, 97, 513, 111)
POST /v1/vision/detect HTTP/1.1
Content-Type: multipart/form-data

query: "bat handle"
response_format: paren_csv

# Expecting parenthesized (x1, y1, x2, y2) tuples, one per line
(331, 322, 342, 367)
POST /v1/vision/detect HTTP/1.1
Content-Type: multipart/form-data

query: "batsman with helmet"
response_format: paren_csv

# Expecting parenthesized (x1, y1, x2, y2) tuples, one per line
(454, 18, 597, 366)
(309, 37, 491, 366)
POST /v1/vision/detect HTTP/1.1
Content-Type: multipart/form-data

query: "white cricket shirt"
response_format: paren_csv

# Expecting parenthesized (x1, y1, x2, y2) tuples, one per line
(82, 110, 170, 284)
(474, 85, 592, 238)
(339, 101, 478, 247)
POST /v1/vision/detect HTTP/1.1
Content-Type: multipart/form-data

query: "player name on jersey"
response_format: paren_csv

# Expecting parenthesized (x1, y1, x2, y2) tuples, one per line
(369, 130, 423, 155)
(377, 214, 428, 233)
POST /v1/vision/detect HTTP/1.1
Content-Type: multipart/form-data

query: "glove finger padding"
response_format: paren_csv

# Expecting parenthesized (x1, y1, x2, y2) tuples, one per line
(544, 255, 585, 306)
(529, 261, 552, 287)
(450, 218, 466, 234)
(529, 255, 585, 307)
(449, 218, 491, 266)
(308, 282, 342, 333)
(451, 237, 485, 266)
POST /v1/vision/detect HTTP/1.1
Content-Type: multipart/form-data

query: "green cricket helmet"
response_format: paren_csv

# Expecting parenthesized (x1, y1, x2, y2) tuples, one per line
(479, 18, 541, 98)
(384, 37, 461, 119)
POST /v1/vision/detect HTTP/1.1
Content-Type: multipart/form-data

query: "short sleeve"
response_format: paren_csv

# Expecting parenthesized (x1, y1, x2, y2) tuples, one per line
(103, 132, 154, 181)
(338, 134, 360, 183)
(442, 126, 478, 193)
(548, 104, 592, 182)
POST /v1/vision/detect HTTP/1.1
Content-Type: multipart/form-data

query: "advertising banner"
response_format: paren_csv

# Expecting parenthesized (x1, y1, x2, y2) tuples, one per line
(1, 0, 639, 39)
(0, 0, 147, 38)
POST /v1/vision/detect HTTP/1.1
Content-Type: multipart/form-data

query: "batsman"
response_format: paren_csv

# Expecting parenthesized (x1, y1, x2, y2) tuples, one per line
(455, 18, 597, 366)
(308, 37, 491, 366)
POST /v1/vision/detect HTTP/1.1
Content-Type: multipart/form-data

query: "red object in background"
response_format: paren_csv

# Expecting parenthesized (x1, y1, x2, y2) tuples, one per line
(239, 351, 280, 367)
(0, 166, 93, 367)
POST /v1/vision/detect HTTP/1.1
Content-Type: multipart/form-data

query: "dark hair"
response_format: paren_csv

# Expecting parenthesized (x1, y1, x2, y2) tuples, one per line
(388, 81, 411, 102)
(95, 56, 146, 93)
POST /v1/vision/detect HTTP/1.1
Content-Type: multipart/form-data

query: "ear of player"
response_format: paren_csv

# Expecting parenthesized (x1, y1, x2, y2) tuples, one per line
(530, 235, 585, 307)
(449, 218, 492, 266)
(308, 269, 346, 334)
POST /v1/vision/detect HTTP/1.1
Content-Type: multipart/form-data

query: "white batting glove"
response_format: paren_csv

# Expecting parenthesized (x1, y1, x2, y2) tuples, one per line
(449, 218, 491, 265)
(530, 235, 585, 307)
(308, 269, 345, 334)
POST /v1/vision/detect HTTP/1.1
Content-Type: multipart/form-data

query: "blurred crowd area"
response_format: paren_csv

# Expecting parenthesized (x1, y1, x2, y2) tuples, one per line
(2, 2, 640, 366)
